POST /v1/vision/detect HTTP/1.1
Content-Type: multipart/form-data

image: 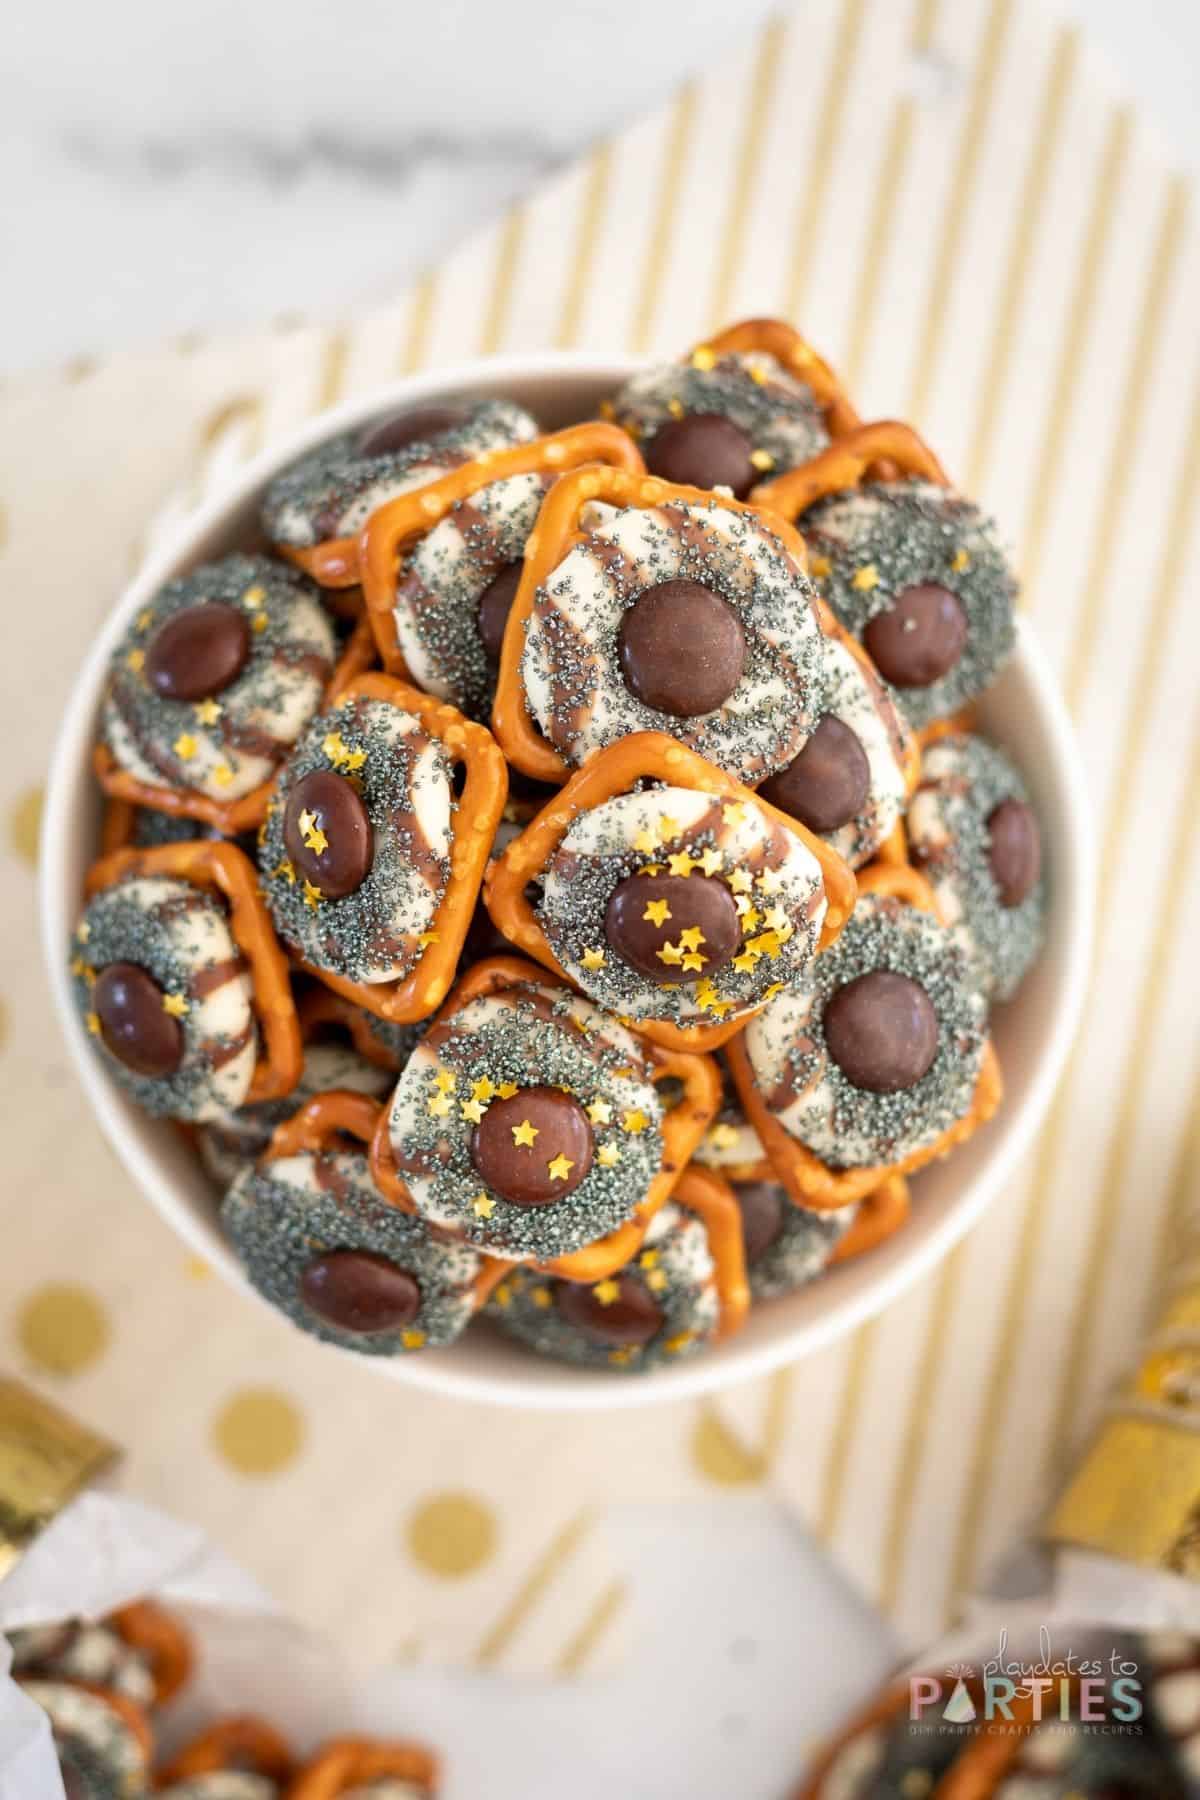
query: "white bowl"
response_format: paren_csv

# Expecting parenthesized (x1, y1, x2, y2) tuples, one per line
(41, 352, 1094, 1411)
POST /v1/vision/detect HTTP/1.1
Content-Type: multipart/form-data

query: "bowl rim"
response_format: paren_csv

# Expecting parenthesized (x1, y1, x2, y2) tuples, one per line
(40, 349, 1095, 1412)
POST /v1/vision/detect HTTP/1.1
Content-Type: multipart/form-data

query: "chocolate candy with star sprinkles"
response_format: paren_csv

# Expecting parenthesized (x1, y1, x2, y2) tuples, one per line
(470, 1086, 595, 1206)
(863, 583, 967, 689)
(300, 1249, 421, 1335)
(734, 1181, 787, 1264)
(355, 403, 468, 459)
(824, 969, 939, 1095)
(604, 872, 741, 984)
(759, 714, 871, 833)
(645, 412, 758, 497)
(986, 797, 1041, 906)
(144, 602, 251, 702)
(282, 768, 374, 899)
(476, 562, 523, 664)
(617, 579, 747, 716)
(556, 1273, 665, 1347)
(93, 962, 184, 1078)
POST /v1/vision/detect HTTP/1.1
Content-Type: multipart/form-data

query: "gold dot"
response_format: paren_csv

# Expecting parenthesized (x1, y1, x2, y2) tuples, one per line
(407, 1491, 498, 1578)
(9, 785, 43, 867)
(690, 1411, 767, 1486)
(184, 1255, 212, 1280)
(213, 1388, 305, 1476)
(17, 1283, 111, 1376)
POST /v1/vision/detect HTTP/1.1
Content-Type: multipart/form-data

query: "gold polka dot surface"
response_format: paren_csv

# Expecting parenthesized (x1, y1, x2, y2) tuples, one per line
(213, 1387, 305, 1475)
(10, 785, 43, 867)
(407, 1491, 498, 1577)
(16, 1283, 111, 1376)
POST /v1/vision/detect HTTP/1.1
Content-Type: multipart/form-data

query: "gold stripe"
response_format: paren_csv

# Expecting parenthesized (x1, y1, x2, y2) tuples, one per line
(318, 328, 349, 411)
(964, 26, 1079, 493)
(877, 1244, 966, 1611)
(557, 144, 614, 349)
(784, 0, 869, 323)
(473, 1510, 593, 1667)
(842, 0, 939, 391)
(400, 269, 438, 373)
(629, 83, 697, 352)
(478, 206, 527, 356)
(708, 18, 788, 330)
(1048, 719, 1200, 1464)
(1019, 106, 1131, 589)
(1155, 1066, 1200, 1298)
(554, 1579, 628, 1676)
(906, 0, 1014, 421)
(1062, 176, 1189, 705)
(763, 1365, 794, 1464)
(816, 1323, 875, 1541)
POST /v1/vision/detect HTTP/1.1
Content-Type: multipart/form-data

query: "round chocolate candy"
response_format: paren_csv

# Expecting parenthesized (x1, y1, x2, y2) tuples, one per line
(645, 412, 758, 498)
(476, 562, 523, 664)
(986, 797, 1041, 907)
(470, 1087, 594, 1206)
(863, 584, 967, 688)
(93, 962, 184, 1078)
(759, 714, 871, 833)
(356, 404, 467, 459)
(604, 872, 741, 985)
(617, 579, 747, 717)
(299, 1250, 420, 1334)
(823, 969, 939, 1095)
(144, 602, 251, 703)
(556, 1273, 665, 1347)
(734, 1182, 787, 1264)
(282, 768, 374, 899)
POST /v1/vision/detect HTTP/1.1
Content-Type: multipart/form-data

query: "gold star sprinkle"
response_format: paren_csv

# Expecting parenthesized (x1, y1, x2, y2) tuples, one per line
(161, 993, 190, 1017)
(951, 547, 971, 573)
(298, 809, 328, 855)
(762, 905, 790, 933)
(212, 763, 234, 788)
(656, 940, 684, 967)
(531, 1286, 552, 1309)
(622, 1109, 649, 1135)
(680, 952, 707, 972)
(633, 826, 659, 854)
(472, 1194, 495, 1219)
(459, 1099, 486, 1124)
(135, 609, 154, 632)
(251, 613, 268, 634)
(678, 926, 706, 951)
(85, 1011, 101, 1036)
(194, 697, 222, 725)
(494, 1284, 513, 1309)
(432, 1069, 456, 1094)
(322, 732, 367, 773)
(809, 555, 831, 579)
(592, 1279, 620, 1306)
(707, 1122, 740, 1149)
(643, 898, 672, 927)
(747, 361, 768, 386)
(764, 981, 785, 999)
(400, 1329, 427, 1350)
(667, 396, 685, 419)
(608, 1347, 636, 1366)
(302, 879, 323, 910)
(126, 648, 145, 673)
(728, 868, 753, 894)
(173, 733, 198, 761)
(76, 921, 91, 943)
(749, 448, 775, 472)
(667, 851, 698, 878)
(547, 1153, 575, 1182)
(637, 862, 662, 878)
(581, 947, 606, 970)
(663, 1330, 696, 1355)
(417, 930, 439, 949)
(497, 1081, 519, 1099)
(657, 814, 681, 841)
(646, 1269, 669, 1293)
(242, 584, 266, 610)
(732, 949, 761, 975)
(472, 1077, 496, 1103)
(757, 867, 784, 894)
(690, 345, 717, 371)
(723, 802, 748, 827)
(697, 846, 724, 875)
(639, 1249, 659, 1269)
(511, 1119, 539, 1147)
(272, 858, 296, 885)
(426, 1092, 452, 1119)
(851, 564, 880, 591)
(587, 1098, 613, 1125)
(596, 1144, 620, 1168)
(69, 956, 94, 985)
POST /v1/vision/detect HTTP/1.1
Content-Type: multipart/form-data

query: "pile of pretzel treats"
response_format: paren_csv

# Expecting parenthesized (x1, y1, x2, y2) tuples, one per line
(70, 318, 1043, 1374)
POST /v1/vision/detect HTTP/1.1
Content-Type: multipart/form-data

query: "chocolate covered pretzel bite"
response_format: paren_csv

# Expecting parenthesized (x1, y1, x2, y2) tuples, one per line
(155, 1716, 294, 1792)
(286, 1737, 438, 1799)
(74, 841, 300, 1122)
(609, 317, 858, 494)
(8, 1602, 189, 1710)
(493, 465, 831, 788)
(906, 731, 1045, 1003)
(96, 555, 336, 832)
(19, 1679, 152, 1799)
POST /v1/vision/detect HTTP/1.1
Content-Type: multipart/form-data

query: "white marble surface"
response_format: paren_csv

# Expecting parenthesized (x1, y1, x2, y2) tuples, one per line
(3, 0, 1197, 377)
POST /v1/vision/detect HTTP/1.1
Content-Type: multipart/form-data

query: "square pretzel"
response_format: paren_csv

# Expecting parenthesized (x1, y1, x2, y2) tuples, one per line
(91, 612, 380, 836)
(288, 1740, 440, 1800)
(672, 1165, 750, 1340)
(368, 954, 722, 1282)
(698, 315, 862, 438)
(726, 862, 1002, 1209)
(353, 422, 645, 676)
(483, 729, 857, 1052)
(291, 671, 509, 1025)
(84, 838, 303, 1102)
